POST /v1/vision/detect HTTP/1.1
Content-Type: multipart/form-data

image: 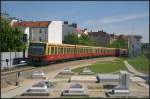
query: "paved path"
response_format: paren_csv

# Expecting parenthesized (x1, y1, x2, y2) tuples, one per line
(124, 60, 147, 77)
(1, 79, 42, 98)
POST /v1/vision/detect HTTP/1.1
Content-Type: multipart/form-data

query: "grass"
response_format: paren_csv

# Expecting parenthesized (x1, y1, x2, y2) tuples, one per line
(72, 59, 127, 73)
(127, 54, 149, 74)
(88, 85, 103, 90)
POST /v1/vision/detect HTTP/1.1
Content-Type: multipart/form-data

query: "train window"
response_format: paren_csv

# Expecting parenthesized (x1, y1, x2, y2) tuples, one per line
(76, 48, 78, 54)
(61, 47, 64, 54)
(68, 47, 70, 54)
(71, 47, 74, 54)
(51, 47, 54, 55)
(65, 47, 68, 54)
(69, 47, 71, 54)
(70, 48, 72, 54)
(67, 48, 69, 54)
(77, 48, 79, 54)
(82, 48, 84, 53)
(65, 48, 67, 54)
(64, 47, 66, 54)
(72, 48, 74, 54)
(71, 47, 73, 54)
(48, 47, 51, 55)
(58, 47, 61, 54)
(48, 47, 50, 54)
(79, 48, 81, 54)
(55, 47, 58, 54)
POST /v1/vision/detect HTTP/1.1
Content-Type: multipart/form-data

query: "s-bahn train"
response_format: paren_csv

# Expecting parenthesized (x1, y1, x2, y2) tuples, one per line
(28, 42, 128, 65)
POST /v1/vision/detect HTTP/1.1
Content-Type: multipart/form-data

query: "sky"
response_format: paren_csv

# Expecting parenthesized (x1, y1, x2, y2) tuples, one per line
(1, 1, 149, 43)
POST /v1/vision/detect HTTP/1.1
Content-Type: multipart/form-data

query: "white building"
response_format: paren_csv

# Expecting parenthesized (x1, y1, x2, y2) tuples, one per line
(12, 21, 62, 44)
(128, 35, 142, 57)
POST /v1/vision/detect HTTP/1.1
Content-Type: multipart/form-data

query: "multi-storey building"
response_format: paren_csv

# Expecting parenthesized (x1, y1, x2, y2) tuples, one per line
(62, 21, 84, 40)
(12, 21, 63, 44)
(88, 30, 110, 47)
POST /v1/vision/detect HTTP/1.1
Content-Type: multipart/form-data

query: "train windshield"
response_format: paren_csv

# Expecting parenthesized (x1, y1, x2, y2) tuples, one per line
(29, 43, 45, 55)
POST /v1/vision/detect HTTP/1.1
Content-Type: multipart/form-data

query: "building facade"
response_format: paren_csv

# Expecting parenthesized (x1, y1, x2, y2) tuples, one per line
(12, 21, 62, 44)
(62, 21, 84, 41)
(88, 30, 110, 47)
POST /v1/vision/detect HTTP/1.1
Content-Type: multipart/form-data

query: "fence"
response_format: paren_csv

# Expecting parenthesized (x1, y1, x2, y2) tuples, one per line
(0, 51, 28, 70)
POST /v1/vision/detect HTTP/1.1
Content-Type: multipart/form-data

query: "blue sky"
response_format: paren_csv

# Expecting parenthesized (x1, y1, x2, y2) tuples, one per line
(2, 1, 149, 43)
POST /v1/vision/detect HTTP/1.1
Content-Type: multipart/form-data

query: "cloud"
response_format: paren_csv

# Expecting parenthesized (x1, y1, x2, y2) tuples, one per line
(100, 13, 148, 24)
(82, 13, 149, 26)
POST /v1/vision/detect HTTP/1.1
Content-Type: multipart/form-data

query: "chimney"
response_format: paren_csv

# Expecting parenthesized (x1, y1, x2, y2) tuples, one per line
(64, 21, 68, 24)
(84, 28, 87, 30)
(72, 23, 77, 28)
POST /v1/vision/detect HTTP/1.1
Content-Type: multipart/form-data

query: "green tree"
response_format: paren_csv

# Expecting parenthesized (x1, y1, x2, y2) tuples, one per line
(79, 34, 93, 46)
(63, 32, 79, 45)
(107, 37, 128, 48)
(0, 17, 25, 52)
(63, 32, 94, 46)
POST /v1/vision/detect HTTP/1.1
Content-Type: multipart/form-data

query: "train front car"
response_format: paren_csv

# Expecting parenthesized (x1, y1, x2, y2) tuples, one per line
(28, 42, 47, 65)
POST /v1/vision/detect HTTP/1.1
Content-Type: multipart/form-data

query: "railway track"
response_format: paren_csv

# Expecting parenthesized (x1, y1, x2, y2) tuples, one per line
(1, 66, 36, 76)
(1, 57, 117, 77)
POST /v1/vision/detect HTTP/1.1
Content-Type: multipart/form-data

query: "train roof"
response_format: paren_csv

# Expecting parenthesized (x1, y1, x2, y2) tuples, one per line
(30, 42, 128, 50)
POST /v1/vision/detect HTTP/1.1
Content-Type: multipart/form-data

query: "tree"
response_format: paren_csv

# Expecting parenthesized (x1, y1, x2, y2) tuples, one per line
(63, 32, 79, 45)
(63, 32, 94, 46)
(79, 34, 93, 46)
(107, 37, 128, 48)
(0, 16, 25, 52)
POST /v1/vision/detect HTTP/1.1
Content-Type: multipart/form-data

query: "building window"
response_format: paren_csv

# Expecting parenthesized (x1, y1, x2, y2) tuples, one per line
(39, 37, 42, 41)
(132, 45, 134, 48)
(39, 28, 42, 33)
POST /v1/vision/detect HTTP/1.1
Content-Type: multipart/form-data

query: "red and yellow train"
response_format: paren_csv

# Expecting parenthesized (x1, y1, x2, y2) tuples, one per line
(28, 42, 128, 65)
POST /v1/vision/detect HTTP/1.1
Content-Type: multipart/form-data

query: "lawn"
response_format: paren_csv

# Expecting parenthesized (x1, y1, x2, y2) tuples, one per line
(127, 55, 149, 74)
(72, 59, 127, 73)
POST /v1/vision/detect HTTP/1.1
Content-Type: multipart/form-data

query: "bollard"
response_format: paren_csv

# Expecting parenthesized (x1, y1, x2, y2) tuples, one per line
(16, 81, 19, 86)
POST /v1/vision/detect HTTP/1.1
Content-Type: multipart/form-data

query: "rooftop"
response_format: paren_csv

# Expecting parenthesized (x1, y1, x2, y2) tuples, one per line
(12, 21, 51, 27)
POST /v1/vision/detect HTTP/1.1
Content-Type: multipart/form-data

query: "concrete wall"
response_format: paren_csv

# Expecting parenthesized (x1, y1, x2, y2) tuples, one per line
(128, 36, 141, 57)
(0, 52, 28, 69)
(48, 21, 62, 44)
